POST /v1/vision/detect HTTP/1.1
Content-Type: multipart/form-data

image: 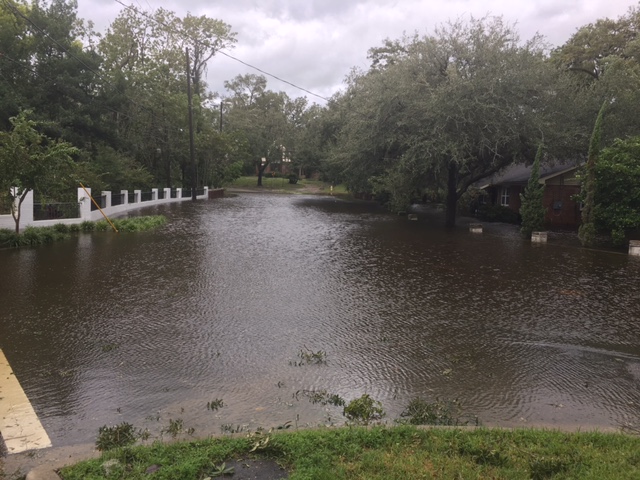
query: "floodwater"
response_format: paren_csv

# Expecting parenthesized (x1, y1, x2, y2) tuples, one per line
(1, 193, 640, 447)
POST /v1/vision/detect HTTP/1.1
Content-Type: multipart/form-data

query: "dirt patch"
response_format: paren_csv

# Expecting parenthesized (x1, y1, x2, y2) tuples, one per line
(218, 458, 288, 479)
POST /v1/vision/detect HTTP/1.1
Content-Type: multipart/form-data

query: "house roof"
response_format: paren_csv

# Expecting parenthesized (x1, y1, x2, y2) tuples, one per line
(479, 161, 582, 189)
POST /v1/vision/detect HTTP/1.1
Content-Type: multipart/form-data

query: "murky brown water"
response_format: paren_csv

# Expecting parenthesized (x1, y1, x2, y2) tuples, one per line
(1, 194, 640, 446)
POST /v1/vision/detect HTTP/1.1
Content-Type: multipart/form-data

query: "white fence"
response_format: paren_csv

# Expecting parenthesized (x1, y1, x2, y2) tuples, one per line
(0, 187, 210, 230)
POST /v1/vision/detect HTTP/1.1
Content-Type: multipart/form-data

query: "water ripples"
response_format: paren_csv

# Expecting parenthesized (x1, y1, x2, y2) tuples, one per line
(1, 194, 640, 445)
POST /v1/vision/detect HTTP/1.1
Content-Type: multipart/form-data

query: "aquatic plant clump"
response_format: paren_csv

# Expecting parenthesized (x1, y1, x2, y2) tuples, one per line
(0, 215, 167, 249)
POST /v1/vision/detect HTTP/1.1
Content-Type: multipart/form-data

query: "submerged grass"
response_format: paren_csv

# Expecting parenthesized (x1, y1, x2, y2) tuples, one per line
(228, 176, 349, 195)
(0, 215, 166, 249)
(59, 426, 640, 480)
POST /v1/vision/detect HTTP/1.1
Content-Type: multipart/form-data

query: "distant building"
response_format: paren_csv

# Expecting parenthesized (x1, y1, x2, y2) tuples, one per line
(479, 162, 582, 228)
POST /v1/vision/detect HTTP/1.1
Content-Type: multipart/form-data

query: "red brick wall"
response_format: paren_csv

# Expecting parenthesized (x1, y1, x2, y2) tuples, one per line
(543, 185, 581, 228)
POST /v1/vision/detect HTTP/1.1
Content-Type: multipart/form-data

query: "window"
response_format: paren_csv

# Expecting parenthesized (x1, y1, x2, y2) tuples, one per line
(500, 187, 510, 207)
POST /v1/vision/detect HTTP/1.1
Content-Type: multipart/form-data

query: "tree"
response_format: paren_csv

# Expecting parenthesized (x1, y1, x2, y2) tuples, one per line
(519, 145, 546, 237)
(594, 137, 640, 245)
(332, 17, 558, 225)
(223, 75, 302, 187)
(553, 6, 640, 146)
(0, 110, 78, 233)
(97, 6, 236, 188)
(578, 100, 607, 247)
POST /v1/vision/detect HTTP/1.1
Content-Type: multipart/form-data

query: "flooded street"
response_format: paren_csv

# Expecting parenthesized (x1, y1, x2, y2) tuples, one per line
(1, 193, 640, 446)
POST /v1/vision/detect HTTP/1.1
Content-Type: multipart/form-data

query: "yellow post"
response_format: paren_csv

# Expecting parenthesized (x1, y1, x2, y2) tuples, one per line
(79, 183, 119, 234)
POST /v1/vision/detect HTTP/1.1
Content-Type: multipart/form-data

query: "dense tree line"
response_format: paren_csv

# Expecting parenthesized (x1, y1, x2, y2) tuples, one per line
(1, 0, 640, 240)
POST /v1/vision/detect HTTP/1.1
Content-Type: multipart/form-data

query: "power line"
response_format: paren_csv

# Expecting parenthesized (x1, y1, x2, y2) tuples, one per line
(112, 0, 331, 102)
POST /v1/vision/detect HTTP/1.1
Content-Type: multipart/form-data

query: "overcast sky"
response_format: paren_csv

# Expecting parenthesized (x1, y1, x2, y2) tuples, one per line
(77, 0, 637, 103)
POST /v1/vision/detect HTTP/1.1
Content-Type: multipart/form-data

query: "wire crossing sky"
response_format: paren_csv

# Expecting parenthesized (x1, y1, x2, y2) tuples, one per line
(75, 0, 636, 101)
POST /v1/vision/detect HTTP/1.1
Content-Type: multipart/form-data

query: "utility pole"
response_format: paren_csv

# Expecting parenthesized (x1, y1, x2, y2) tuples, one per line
(186, 48, 197, 201)
(219, 102, 223, 133)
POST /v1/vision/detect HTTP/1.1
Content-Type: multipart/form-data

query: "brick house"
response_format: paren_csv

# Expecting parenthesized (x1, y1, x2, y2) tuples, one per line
(479, 162, 583, 228)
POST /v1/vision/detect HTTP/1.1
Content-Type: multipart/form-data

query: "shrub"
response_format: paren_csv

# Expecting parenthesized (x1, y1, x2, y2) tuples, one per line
(81, 221, 95, 232)
(0, 229, 21, 248)
(94, 220, 109, 231)
(96, 422, 137, 451)
(53, 223, 70, 234)
(398, 398, 466, 426)
(288, 174, 299, 184)
(476, 205, 520, 224)
(343, 394, 385, 424)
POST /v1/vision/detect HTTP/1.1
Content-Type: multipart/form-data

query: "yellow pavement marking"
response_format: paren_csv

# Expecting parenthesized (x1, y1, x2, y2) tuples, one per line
(0, 349, 52, 453)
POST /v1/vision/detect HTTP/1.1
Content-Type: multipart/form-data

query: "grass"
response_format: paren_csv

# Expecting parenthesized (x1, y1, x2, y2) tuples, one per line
(228, 176, 349, 195)
(0, 215, 167, 249)
(59, 426, 640, 479)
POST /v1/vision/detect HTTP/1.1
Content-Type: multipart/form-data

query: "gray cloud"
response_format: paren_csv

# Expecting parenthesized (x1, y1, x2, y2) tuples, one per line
(76, 0, 636, 101)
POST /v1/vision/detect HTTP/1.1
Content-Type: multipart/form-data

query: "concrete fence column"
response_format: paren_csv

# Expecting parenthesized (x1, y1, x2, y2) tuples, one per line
(121, 190, 128, 205)
(630, 240, 640, 257)
(203, 186, 209, 199)
(133, 190, 141, 204)
(152, 188, 158, 201)
(163, 188, 171, 201)
(532, 232, 548, 243)
(176, 188, 182, 199)
(102, 191, 111, 209)
(78, 187, 91, 221)
(14, 188, 34, 225)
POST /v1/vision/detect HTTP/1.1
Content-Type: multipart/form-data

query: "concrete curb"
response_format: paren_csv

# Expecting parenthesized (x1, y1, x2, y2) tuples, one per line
(25, 465, 61, 480)
(4, 443, 98, 480)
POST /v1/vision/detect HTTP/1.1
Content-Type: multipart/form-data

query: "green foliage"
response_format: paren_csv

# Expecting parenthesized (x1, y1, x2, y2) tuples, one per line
(476, 205, 520, 224)
(520, 145, 547, 237)
(398, 398, 467, 426)
(593, 136, 640, 245)
(579, 100, 607, 247)
(343, 394, 385, 424)
(80, 220, 95, 232)
(94, 220, 110, 231)
(87, 145, 154, 192)
(0, 225, 69, 248)
(62, 426, 640, 480)
(0, 228, 21, 248)
(290, 346, 326, 366)
(112, 215, 167, 232)
(204, 462, 235, 478)
(206, 399, 224, 411)
(96, 422, 137, 451)
(0, 216, 166, 249)
(294, 389, 346, 407)
(0, 110, 78, 233)
(331, 16, 559, 226)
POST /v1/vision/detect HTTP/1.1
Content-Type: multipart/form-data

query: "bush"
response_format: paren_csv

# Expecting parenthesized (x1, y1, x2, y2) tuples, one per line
(94, 220, 109, 232)
(81, 221, 95, 232)
(53, 223, 70, 234)
(398, 398, 467, 426)
(476, 205, 520, 224)
(96, 422, 137, 451)
(288, 174, 299, 184)
(343, 394, 385, 424)
(0, 229, 21, 248)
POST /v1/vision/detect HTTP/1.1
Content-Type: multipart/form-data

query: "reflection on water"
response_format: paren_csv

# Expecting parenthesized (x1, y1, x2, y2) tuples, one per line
(1, 194, 640, 446)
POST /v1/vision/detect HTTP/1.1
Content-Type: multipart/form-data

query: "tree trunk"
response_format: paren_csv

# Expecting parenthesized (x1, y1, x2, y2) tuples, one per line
(257, 161, 268, 187)
(445, 162, 458, 227)
(12, 192, 26, 234)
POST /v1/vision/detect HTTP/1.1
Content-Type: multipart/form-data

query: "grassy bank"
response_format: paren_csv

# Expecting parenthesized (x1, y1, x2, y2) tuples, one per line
(0, 215, 166, 249)
(228, 176, 349, 195)
(59, 426, 640, 479)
